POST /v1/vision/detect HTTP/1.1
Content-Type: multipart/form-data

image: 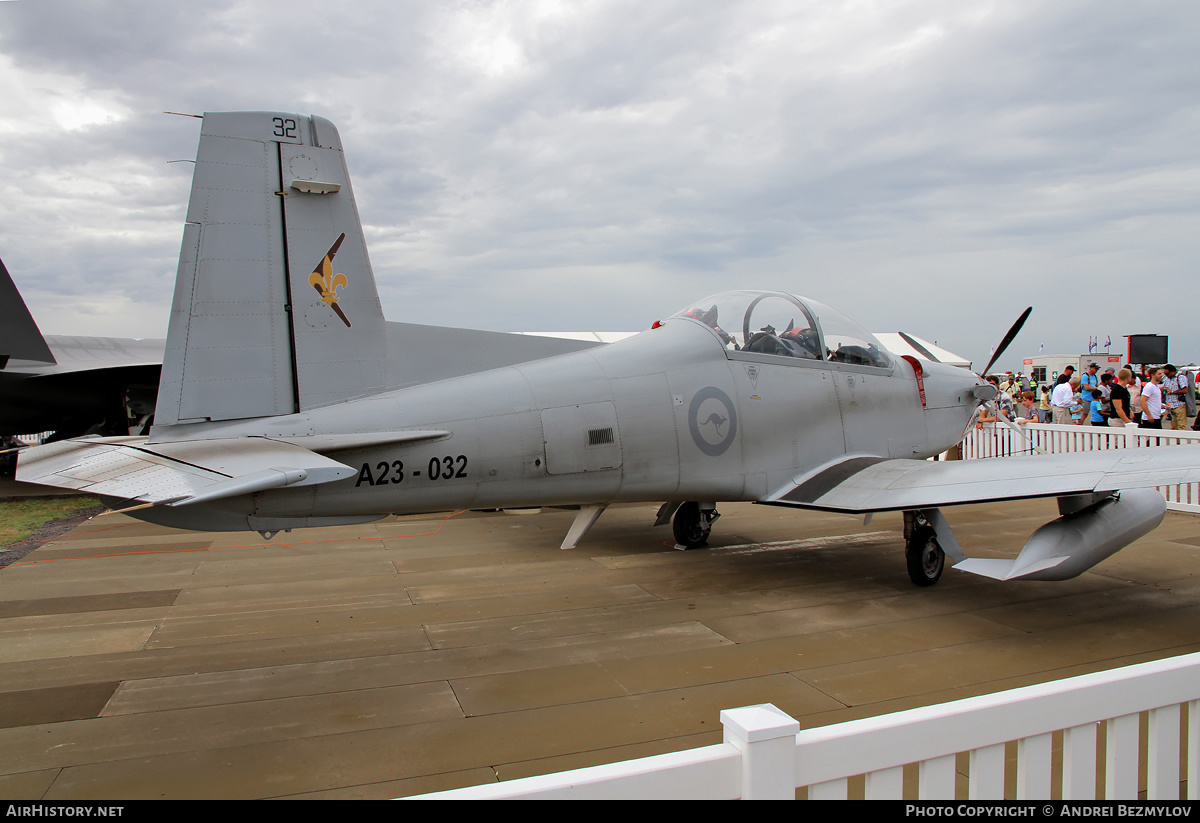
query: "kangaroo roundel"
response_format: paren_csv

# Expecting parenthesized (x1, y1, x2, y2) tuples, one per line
(688, 387, 738, 456)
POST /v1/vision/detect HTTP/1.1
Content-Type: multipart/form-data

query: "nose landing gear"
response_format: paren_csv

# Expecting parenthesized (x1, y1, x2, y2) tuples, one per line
(904, 510, 946, 586)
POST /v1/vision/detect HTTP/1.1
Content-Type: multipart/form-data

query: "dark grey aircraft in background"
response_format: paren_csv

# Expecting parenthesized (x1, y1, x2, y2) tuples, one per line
(18, 111, 1200, 586)
(0, 259, 163, 439)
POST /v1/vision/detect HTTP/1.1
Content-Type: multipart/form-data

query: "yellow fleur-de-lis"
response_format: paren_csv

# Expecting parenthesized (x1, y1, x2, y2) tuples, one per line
(311, 266, 348, 306)
(308, 233, 351, 327)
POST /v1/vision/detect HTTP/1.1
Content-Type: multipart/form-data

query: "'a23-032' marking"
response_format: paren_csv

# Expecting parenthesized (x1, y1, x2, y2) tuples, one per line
(355, 455, 468, 487)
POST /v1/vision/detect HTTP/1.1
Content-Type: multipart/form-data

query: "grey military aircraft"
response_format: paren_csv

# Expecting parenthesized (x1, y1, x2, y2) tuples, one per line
(17, 111, 1200, 586)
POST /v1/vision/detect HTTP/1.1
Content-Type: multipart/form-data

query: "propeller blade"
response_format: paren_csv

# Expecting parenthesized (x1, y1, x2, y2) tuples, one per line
(980, 307, 1032, 377)
(898, 332, 940, 363)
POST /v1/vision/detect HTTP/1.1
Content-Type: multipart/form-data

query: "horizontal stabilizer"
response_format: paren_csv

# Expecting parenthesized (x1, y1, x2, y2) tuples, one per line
(148, 428, 452, 452)
(17, 436, 355, 506)
(243, 430, 450, 452)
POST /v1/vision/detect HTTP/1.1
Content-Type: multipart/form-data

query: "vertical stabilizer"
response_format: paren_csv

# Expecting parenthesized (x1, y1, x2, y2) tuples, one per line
(156, 112, 386, 426)
(0, 257, 56, 366)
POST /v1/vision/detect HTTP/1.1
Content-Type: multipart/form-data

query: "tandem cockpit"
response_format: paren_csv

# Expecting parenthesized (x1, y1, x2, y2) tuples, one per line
(671, 290, 893, 370)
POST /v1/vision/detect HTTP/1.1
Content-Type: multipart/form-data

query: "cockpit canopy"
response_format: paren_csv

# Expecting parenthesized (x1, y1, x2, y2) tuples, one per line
(671, 290, 892, 369)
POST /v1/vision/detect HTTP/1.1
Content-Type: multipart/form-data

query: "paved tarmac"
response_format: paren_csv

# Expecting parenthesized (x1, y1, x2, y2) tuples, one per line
(1, 495, 1198, 799)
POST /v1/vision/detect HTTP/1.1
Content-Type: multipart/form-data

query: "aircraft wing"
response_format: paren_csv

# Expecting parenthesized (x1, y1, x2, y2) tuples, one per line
(761, 449, 1200, 513)
(15, 436, 364, 507)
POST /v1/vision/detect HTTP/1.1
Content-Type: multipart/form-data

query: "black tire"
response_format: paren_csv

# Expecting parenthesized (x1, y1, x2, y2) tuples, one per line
(906, 525, 945, 587)
(672, 502, 710, 548)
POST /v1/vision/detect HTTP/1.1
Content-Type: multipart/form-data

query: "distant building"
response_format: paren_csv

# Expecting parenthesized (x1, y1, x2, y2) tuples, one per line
(1024, 354, 1122, 384)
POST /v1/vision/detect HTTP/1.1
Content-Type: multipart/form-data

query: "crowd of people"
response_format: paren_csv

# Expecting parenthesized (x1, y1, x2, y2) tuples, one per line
(978, 363, 1199, 431)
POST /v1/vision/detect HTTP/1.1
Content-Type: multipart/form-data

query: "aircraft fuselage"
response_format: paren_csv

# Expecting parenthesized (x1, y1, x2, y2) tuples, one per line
(134, 317, 982, 532)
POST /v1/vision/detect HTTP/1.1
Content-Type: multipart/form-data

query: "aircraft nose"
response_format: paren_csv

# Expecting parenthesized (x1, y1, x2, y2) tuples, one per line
(917, 360, 988, 410)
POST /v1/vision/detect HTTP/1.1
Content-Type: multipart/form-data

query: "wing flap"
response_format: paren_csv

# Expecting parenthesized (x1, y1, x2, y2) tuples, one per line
(17, 436, 356, 506)
(763, 449, 1200, 513)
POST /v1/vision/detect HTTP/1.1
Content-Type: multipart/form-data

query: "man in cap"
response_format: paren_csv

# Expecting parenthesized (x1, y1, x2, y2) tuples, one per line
(1079, 363, 1101, 426)
(1161, 365, 1189, 430)
(999, 372, 1017, 396)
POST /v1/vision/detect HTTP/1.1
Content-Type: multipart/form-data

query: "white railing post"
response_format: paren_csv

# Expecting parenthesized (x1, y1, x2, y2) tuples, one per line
(1125, 421, 1138, 449)
(919, 754, 957, 799)
(720, 704, 799, 800)
(1017, 732, 1053, 799)
(1105, 713, 1140, 799)
(1188, 700, 1200, 801)
(968, 743, 1005, 799)
(1147, 704, 1180, 799)
(1062, 723, 1098, 800)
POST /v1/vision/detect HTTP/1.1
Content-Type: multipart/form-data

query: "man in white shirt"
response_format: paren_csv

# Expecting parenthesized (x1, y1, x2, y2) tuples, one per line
(999, 373, 1017, 397)
(1140, 368, 1164, 429)
(1051, 377, 1075, 425)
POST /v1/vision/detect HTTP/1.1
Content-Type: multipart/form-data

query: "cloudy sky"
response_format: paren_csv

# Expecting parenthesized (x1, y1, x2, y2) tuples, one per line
(1, 0, 1196, 372)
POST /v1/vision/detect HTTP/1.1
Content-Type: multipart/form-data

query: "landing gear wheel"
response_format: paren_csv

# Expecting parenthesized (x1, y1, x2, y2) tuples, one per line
(672, 502, 711, 549)
(906, 525, 945, 587)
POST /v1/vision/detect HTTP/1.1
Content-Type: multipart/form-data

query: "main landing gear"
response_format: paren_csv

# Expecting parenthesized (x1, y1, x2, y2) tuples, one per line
(904, 511, 945, 587)
(672, 501, 720, 549)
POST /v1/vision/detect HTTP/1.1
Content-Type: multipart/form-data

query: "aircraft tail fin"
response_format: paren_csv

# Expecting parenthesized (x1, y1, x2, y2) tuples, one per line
(0, 257, 56, 366)
(156, 112, 386, 427)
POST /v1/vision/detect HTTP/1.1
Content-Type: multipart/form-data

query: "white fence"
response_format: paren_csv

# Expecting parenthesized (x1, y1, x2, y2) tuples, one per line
(11, 431, 54, 447)
(961, 421, 1200, 513)
(409, 652, 1200, 800)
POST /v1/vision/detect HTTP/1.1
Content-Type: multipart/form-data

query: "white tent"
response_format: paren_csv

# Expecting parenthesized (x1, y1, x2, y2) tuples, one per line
(873, 333, 972, 369)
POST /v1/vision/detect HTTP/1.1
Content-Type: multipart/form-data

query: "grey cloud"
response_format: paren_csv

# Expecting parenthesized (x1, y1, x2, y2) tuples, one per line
(0, 1, 1196, 367)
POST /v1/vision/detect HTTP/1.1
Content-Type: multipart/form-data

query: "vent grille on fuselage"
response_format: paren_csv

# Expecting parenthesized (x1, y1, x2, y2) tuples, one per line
(587, 427, 615, 446)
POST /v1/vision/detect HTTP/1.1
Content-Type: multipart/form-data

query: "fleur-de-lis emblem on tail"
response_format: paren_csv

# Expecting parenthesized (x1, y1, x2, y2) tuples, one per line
(309, 232, 351, 328)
